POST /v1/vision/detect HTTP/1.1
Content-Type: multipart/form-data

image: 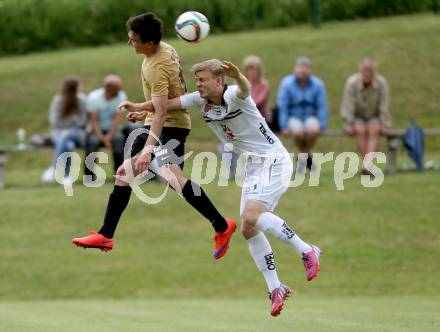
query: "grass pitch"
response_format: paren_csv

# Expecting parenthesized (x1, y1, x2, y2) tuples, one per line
(1, 297, 439, 332)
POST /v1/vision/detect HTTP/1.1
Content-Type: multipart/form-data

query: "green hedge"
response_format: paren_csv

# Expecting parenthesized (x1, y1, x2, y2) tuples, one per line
(321, 0, 433, 20)
(0, 0, 433, 55)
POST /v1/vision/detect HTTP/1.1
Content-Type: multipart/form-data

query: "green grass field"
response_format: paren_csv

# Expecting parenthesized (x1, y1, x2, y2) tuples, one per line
(1, 297, 439, 332)
(1, 13, 440, 332)
(1, 167, 439, 331)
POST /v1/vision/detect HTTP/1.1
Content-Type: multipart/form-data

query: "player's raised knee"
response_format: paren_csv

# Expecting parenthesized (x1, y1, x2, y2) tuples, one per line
(242, 209, 258, 225)
(240, 220, 255, 239)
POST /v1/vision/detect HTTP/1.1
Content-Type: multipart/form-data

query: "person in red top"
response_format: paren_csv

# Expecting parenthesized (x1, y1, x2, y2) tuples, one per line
(243, 55, 272, 125)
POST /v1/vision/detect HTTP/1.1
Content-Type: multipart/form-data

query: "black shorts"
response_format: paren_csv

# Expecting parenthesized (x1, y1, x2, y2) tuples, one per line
(129, 126, 190, 169)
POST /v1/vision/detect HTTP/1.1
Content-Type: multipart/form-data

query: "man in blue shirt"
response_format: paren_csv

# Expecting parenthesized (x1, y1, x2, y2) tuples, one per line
(277, 57, 328, 170)
(84, 75, 127, 179)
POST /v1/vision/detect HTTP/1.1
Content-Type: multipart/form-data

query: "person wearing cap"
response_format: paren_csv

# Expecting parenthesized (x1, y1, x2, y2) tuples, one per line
(84, 75, 128, 179)
(340, 59, 390, 169)
(277, 57, 328, 170)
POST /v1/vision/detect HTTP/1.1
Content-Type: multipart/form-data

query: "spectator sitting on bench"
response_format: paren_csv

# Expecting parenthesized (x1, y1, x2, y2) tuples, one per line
(277, 56, 328, 171)
(243, 55, 273, 126)
(84, 75, 127, 180)
(41, 76, 87, 185)
(341, 58, 391, 173)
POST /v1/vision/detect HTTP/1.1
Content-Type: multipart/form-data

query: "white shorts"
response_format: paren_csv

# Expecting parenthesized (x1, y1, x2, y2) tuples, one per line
(288, 116, 320, 133)
(240, 152, 293, 216)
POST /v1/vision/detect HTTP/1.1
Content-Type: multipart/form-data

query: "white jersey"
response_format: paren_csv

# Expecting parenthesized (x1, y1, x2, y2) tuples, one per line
(180, 85, 287, 156)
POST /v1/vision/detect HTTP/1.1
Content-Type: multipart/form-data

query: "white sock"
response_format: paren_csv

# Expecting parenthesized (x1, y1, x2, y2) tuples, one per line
(256, 212, 312, 256)
(247, 232, 281, 292)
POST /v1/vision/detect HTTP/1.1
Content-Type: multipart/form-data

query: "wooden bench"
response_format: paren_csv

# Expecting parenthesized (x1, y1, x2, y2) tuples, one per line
(322, 128, 440, 173)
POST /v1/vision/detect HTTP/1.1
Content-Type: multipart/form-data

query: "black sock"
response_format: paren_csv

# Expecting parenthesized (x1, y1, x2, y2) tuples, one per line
(306, 154, 313, 170)
(99, 185, 132, 238)
(182, 181, 227, 232)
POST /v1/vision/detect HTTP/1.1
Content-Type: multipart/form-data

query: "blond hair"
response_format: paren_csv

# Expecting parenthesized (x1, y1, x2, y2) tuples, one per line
(243, 55, 263, 78)
(191, 59, 225, 79)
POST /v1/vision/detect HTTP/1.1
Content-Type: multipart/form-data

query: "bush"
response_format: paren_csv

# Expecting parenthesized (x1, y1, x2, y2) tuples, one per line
(0, 0, 433, 55)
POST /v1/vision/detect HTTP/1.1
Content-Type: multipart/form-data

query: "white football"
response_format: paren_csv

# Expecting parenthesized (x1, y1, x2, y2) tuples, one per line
(175, 11, 210, 43)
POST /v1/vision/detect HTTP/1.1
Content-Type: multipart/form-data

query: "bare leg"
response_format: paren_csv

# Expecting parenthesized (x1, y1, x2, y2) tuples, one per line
(292, 129, 307, 152)
(366, 120, 381, 154)
(241, 200, 268, 240)
(363, 120, 382, 170)
(352, 121, 368, 157)
(303, 127, 320, 153)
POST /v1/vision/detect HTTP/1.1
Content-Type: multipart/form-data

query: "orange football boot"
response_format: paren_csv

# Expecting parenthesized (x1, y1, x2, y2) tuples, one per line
(213, 218, 236, 260)
(72, 229, 113, 252)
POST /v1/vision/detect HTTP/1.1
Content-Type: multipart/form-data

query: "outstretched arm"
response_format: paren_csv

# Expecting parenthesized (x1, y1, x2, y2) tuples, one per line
(221, 61, 250, 99)
(141, 97, 183, 113)
(125, 97, 183, 122)
(117, 100, 150, 112)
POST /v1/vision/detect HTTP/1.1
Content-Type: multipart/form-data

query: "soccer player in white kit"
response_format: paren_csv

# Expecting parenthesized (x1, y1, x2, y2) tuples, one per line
(127, 59, 321, 317)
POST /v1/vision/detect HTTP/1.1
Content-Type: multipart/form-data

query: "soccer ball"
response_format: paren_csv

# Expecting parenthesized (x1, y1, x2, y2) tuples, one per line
(175, 11, 210, 43)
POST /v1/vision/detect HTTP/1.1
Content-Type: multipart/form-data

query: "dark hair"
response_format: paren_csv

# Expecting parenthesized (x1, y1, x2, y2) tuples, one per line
(60, 76, 79, 119)
(126, 12, 162, 44)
